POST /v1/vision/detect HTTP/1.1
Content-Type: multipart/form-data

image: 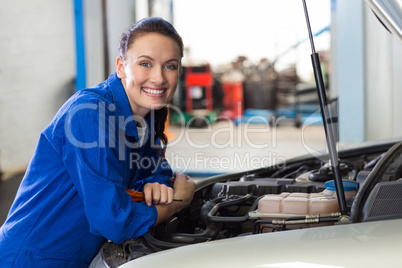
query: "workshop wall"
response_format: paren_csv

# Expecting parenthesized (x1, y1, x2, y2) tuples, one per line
(84, 0, 171, 85)
(84, 0, 137, 87)
(0, 0, 76, 175)
(0, 0, 172, 176)
(83, 0, 106, 88)
(334, 0, 402, 143)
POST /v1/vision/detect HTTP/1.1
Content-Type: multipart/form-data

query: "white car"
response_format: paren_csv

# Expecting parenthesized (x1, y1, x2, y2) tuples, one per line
(98, 1, 402, 267)
(95, 138, 401, 268)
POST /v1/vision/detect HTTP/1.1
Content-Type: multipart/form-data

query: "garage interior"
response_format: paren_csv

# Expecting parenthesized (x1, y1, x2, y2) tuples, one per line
(0, 0, 402, 227)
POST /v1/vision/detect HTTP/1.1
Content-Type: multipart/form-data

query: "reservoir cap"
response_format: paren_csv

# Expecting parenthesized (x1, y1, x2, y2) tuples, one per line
(325, 179, 359, 191)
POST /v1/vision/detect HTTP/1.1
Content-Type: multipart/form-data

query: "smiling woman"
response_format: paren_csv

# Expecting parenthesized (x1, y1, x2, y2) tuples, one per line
(117, 17, 184, 155)
(116, 33, 181, 117)
(0, 17, 195, 267)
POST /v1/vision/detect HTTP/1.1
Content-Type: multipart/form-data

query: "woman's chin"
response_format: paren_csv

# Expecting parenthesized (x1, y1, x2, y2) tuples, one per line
(149, 103, 168, 110)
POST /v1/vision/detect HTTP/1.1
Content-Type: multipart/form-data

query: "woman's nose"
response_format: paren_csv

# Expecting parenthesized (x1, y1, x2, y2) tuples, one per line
(150, 67, 166, 85)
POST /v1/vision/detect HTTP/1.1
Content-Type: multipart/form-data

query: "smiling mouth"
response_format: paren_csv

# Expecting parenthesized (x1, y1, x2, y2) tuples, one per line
(142, 87, 166, 96)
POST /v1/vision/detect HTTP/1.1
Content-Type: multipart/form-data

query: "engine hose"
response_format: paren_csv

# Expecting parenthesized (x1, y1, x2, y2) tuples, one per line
(284, 215, 339, 221)
(169, 195, 263, 242)
(142, 232, 187, 251)
(253, 215, 340, 233)
(271, 160, 320, 178)
(143, 197, 226, 248)
(207, 194, 261, 223)
(253, 220, 274, 234)
(166, 223, 221, 244)
(200, 197, 225, 224)
(282, 216, 308, 221)
(282, 165, 310, 178)
(319, 217, 340, 223)
(272, 216, 340, 225)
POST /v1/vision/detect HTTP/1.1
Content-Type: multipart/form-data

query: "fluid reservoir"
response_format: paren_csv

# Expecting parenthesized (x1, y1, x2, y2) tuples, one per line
(258, 180, 359, 216)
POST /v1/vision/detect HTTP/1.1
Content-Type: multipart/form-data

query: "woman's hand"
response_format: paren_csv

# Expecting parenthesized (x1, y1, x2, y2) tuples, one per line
(169, 171, 195, 208)
(154, 171, 195, 225)
(143, 182, 174, 207)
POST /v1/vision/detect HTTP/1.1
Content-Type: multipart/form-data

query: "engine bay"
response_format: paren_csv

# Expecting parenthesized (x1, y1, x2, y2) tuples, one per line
(102, 139, 402, 267)
(100, 2, 402, 265)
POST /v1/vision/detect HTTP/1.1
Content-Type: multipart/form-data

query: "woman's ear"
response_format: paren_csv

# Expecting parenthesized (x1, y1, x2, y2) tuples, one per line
(116, 57, 126, 78)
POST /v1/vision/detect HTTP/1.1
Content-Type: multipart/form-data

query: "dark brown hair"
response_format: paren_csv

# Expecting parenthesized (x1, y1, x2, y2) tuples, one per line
(118, 17, 183, 157)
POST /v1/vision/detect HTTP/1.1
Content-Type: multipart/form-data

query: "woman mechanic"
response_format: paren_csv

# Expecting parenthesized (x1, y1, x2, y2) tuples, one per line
(0, 17, 195, 267)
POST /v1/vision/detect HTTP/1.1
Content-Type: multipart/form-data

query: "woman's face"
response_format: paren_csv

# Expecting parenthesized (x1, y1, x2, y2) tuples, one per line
(116, 33, 181, 118)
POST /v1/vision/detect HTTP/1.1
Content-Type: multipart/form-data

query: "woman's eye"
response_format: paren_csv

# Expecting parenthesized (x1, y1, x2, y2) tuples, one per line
(140, 62, 151, 67)
(165, 64, 177, 70)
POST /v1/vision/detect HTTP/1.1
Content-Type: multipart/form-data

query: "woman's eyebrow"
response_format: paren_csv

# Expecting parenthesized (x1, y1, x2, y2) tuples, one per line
(137, 55, 153, 60)
(137, 55, 179, 64)
(166, 58, 180, 63)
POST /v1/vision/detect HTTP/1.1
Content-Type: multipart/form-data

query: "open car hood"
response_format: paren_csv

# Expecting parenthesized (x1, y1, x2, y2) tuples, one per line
(366, 0, 402, 44)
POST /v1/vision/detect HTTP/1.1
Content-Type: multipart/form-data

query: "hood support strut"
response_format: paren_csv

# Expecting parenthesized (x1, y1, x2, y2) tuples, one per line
(301, 0, 348, 217)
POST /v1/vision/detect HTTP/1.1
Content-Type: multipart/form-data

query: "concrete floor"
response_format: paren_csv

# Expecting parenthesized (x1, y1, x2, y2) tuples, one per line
(0, 122, 326, 224)
(166, 121, 327, 176)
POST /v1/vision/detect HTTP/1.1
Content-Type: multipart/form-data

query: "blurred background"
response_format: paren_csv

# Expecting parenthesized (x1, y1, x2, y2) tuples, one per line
(0, 0, 401, 182)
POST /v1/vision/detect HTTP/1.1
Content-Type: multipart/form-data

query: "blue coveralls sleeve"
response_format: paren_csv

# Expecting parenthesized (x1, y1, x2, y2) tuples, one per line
(59, 98, 158, 244)
(134, 173, 171, 192)
(0, 74, 175, 266)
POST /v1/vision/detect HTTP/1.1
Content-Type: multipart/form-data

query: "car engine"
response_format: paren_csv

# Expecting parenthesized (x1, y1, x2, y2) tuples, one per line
(102, 139, 402, 267)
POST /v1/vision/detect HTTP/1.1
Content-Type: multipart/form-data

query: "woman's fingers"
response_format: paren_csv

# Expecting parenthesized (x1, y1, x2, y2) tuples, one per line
(143, 183, 153, 206)
(143, 182, 174, 206)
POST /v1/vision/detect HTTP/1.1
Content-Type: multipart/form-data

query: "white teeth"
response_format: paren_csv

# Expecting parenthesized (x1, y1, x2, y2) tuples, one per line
(142, 88, 164, 94)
